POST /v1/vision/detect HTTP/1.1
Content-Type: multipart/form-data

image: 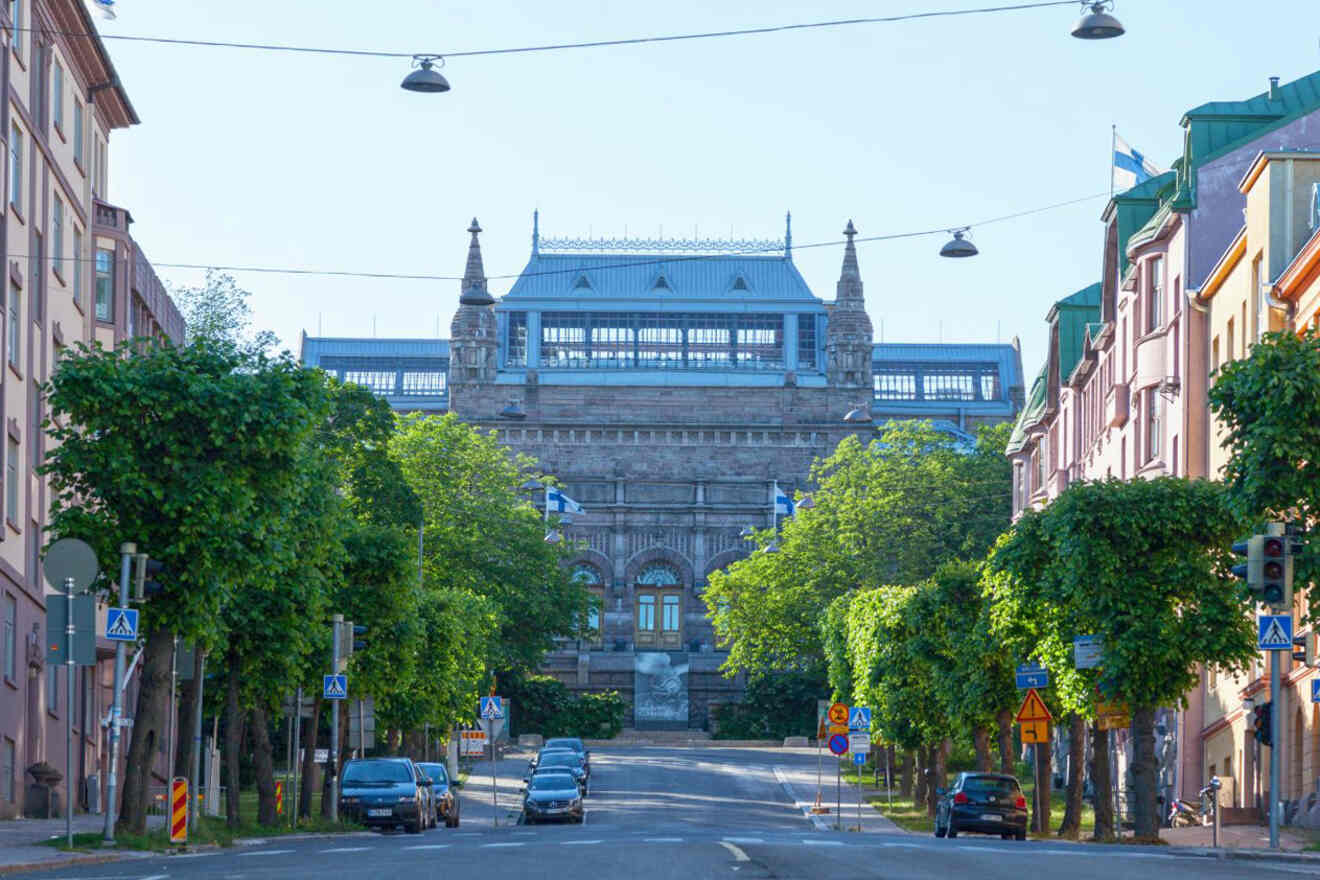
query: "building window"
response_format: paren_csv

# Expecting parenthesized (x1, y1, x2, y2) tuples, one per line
(1211, 336, 1220, 375)
(505, 311, 527, 366)
(8, 123, 20, 212)
(1226, 318, 1234, 365)
(51, 59, 62, 133)
(873, 362, 1000, 402)
(539, 312, 785, 370)
(72, 99, 83, 167)
(9, 0, 19, 61)
(46, 659, 56, 716)
(401, 371, 446, 395)
(51, 195, 63, 279)
(637, 594, 655, 632)
(94, 248, 113, 321)
(6, 438, 18, 523)
(2, 593, 13, 680)
(1147, 256, 1163, 333)
(662, 594, 680, 633)
(72, 226, 81, 305)
(637, 564, 680, 586)
(1145, 388, 1162, 464)
(797, 314, 818, 369)
(7, 281, 17, 369)
(342, 370, 396, 394)
(1, 737, 12, 802)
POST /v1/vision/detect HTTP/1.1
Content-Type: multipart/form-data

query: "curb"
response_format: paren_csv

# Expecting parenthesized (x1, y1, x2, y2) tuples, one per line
(233, 830, 378, 846)
(1180, 846, 1320, 864)
(0, 850, 148, 876)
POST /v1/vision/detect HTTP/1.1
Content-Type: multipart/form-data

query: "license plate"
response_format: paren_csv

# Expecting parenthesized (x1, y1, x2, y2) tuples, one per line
(980, 813, 1002, 821)
(367, 808, 392, 817)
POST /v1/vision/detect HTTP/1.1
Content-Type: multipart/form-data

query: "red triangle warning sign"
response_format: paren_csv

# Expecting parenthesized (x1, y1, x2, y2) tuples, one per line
(1015, 687, 1052, 723)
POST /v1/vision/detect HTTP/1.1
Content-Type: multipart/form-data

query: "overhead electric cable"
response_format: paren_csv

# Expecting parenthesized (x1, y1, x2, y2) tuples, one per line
(11, 190, 1108, 282)
(27, 1, 1078, 60)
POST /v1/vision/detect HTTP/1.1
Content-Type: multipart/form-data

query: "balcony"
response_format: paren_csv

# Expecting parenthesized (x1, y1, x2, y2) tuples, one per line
(1134, 331, 1167, 390)
(1105, 383, 1129, 428)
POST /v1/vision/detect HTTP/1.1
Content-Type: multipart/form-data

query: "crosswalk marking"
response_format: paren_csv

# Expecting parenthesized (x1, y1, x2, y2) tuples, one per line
(403, 844, 452, 850)
(645, 836, 684, 842)
(481, 842, 526, 848)
(561, 839, 603, 845)
(238, 849, 295, 856)
(802, 839, 844, 846)
(320, 846, 372, 853)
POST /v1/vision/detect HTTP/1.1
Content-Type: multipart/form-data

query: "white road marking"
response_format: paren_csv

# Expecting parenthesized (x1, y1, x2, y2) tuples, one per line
(481, 842, 526, 848)
(403, 844, 451, 850)
(561, 839, 603, 845)
(139, 875, 170, 880)
(237, 848, 295, 856)
(722, 837, 764, 844)
(645, 836, 684, 842)
(802, 839, 844, 846)
(719, 841, 751, 862)
(320, 846, 372, 852)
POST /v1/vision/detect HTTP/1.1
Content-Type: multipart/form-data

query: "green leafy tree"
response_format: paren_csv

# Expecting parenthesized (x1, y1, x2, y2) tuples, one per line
(171, 269, 277, 353)
(987, 478, 1256, 840)
(1209, 327, 1320, 615)
(42, 338, 330, 834)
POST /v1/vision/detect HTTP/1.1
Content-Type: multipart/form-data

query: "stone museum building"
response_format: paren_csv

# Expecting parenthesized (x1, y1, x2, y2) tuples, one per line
(301, 214, 1025, 728)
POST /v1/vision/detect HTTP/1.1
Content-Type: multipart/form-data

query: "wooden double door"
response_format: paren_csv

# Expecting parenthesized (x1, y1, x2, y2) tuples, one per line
(635, 586, 682, 649)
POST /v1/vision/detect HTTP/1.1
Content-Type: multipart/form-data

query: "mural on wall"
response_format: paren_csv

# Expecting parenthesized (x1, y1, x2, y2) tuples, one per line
(634, 652, 689, 724)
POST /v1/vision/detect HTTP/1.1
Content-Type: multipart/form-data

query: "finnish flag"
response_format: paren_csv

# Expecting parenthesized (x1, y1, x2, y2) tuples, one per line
(772, 482, 795, 517)
(546, 487, 584, 515)
(1113, 132, 1162, 194)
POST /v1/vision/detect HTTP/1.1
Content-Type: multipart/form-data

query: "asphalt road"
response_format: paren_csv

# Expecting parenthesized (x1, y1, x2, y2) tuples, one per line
(11, 745, 1319, 879)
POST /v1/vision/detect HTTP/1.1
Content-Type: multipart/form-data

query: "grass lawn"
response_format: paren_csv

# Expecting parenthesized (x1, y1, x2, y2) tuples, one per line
(841, 766, 1095, 838)
(44, 786, 362, 852)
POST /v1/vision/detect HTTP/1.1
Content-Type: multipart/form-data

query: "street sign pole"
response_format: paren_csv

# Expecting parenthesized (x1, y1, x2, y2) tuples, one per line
(330, 614, 341, 822)
(291, 685, 301, 829)
(64, 576, 74, 850)
(1270, 646, 1281, 849)
(105, 542, 134, 843)
(189, 653, 204, 831)
(885, 747, 892, 809)
(836, 760, 841, 828)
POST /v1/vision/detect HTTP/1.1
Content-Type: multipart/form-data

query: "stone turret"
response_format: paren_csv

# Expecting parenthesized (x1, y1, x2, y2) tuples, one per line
(825, 220, 874, 389)
(449, 218, 498, 388)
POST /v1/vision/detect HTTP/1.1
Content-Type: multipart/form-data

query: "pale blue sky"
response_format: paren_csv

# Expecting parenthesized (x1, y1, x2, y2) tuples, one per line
(102, 1, 1320, 375)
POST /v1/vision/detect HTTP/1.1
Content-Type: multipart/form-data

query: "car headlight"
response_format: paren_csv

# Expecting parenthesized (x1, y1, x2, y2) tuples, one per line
(398, 795, 416, 803)
(341, 797, 359, 804)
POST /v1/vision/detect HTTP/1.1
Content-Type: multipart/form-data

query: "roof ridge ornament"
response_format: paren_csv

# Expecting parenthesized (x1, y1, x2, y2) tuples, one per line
(459, 217, 495, 306)
(538, 234, 786, 255)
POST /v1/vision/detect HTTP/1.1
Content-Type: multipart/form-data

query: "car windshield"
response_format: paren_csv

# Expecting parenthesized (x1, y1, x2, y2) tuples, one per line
(342, 761, 411, 785)
(417, 763, 448, 783)
(545, 738, 584, 753)
(539, 753, 578, 768)
(962, 776, 1020, 796)
(530, 773, 576, 791)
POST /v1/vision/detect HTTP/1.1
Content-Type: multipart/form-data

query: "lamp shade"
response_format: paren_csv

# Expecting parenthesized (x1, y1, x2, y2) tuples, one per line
(1071, 4, 1125, 39)
(940, 230, 979, 258)
(402, 59, 451, 93)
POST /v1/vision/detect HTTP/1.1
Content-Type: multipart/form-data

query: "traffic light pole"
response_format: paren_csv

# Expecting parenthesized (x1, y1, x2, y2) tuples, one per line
(1270, 647, 1281, 849)
(330, 614, 341, 822)
(104, 543, 136, 844)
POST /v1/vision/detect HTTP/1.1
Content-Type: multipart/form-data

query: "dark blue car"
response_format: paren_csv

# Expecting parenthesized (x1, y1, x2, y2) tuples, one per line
(417, 762, 461, 828)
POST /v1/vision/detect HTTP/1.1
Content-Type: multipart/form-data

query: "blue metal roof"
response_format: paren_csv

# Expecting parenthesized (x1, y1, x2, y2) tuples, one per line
(301, 337, 450, 359)
(500, 253, 820, 307)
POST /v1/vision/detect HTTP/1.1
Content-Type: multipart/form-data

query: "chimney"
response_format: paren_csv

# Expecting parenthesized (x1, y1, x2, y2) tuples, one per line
(1269, 76, 1281, 102)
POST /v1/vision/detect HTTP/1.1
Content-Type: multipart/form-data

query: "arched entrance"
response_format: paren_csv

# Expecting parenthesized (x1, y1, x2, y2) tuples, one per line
(634, 563, 682, 650)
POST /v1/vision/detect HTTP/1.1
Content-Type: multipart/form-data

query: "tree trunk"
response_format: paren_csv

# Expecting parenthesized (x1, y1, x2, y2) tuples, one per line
(1130, 706, 1160, 840)
(117, 628, 173, 835)
(928, 738, 950, 817)
(1057, 714, 1087, 838)
(224, 651, 244, 829)
(172, 648, 203, 781)
(1030, 739, 1053, 832)
(1092, 723, 1114, 841)
(299, 694, 322, 819)
(899, 750, 913, 798)
(996, 707, 1014, 774)
(973, 724, 992, 772)
(250, 704, 279, 827)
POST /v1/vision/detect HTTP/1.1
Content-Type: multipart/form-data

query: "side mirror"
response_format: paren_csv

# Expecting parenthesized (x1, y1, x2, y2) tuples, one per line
(935, 787, 946, 797)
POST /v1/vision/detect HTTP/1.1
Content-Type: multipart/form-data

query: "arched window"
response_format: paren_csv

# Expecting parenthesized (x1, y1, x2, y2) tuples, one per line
(637, 564, 680, 586)
(571, 563, 602, 585)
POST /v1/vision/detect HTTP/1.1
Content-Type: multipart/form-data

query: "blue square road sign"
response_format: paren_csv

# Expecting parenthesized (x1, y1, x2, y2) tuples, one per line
(848, 706, 871, 731)
(1258, 615, 1293, 651)
(1015, 662, 1049, 690)
(1312, 679, 1320, 704)
(854, 752, 866, 765)
(323, 674, 347, 700)
(480, 696, 504, 720)
(105, 607, 138, 642)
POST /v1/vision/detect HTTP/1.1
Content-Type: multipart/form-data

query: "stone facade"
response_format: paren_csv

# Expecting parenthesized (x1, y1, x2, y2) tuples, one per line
(302, 215, 1024, 729)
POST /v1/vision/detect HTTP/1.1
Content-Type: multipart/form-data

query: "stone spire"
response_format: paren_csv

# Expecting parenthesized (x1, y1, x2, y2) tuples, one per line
(461, 217, 489, 301)
(825, 219, 874, 390)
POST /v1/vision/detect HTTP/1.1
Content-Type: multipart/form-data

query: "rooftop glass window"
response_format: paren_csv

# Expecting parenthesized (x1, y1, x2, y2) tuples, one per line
(873, 361, 1002, 402)
(319, 356, 450, 398)
(798, 314, 818, 370)
(538, 312, 785, 370)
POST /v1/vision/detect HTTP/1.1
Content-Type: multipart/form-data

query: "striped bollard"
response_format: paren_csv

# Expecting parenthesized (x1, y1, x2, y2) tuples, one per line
(170, 777, 188, 845)
(276, 780, 284, 815)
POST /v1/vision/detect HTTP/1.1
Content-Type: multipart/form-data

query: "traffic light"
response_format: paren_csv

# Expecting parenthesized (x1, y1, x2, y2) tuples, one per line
(1294, 632, 1318, 667)
(1261, 534, 1291, 611)
(340, 621, 367, 657)
(1231, 536, 1264, 601)
(1253, 702, 1273, 747)
(132, 554, 167, 601)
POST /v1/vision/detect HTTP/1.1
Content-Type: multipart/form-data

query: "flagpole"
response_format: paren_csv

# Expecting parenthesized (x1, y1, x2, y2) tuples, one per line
(1109, 124, 1116, 200)
(772, 481, 779, 533)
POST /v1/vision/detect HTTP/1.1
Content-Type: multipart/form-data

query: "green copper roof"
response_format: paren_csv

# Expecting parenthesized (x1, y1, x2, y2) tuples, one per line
(1005, 365, 1047, 455)
(1182, 71, 1320, 165)
(1107, 172, 1176, 275)
(1052, 283, 1102, 382)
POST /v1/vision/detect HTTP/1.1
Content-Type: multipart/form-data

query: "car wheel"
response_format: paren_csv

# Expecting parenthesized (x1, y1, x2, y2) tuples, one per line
(406, 818, 422, 834)
(946, 819, 958, 839)
(524, 816, 534, 826)
(1014, 828, 1027, 841)
(934, 814, 947, 838)
(1000, 832, 1012, 840)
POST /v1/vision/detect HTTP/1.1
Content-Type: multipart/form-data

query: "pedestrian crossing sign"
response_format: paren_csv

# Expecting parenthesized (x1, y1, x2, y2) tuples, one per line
(480, 696, 504, 720)
(323, 674, 347, 700)
(1258, 615, 1293, 651)
(105, 607, 138, 642)
(848, 706, 871, 731)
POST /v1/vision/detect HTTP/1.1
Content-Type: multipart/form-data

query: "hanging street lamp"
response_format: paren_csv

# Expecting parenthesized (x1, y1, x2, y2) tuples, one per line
(1070, 2, 1125, 40)
(402, 54, 452, 93)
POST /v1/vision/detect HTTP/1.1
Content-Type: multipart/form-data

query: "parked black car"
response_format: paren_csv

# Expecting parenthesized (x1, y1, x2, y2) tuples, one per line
(339, 757, 432, 834)
(543, 737, 591, 778)
(934, 772, 1028, 840)
(522, 770, 584, 824)
(417, 762, 461, 828)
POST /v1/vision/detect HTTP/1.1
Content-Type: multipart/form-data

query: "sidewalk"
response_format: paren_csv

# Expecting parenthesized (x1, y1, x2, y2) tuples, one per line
(1161, 821, 1315, 853)
(0, 813, 163, 874)
(458, 746, 534, 829)
(773, 757, 901, 833)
